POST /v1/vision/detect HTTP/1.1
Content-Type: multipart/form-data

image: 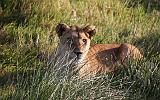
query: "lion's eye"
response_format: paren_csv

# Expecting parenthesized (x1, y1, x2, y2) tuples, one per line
(82, 39, 87, 43)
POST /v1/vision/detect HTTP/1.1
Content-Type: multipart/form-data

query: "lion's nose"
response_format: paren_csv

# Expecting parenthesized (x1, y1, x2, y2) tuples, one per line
(74, 52, 82, 58)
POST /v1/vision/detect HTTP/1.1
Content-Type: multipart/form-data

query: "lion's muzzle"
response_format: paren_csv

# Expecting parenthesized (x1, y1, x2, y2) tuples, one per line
(74, 52, 83, 59)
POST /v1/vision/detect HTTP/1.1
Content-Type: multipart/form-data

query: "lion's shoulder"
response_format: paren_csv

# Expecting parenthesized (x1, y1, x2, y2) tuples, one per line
(88, 44, 120, 53)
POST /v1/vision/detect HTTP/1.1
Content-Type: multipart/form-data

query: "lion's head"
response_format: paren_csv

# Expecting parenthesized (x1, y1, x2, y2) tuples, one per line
(56, 23, 96, 61)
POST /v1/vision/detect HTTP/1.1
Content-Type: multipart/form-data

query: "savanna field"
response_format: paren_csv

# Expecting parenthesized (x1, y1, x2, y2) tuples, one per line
(0, 0, 160, 99)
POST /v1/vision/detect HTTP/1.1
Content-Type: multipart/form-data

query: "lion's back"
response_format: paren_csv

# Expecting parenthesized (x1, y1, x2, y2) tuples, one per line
(79, 43, 143, 78)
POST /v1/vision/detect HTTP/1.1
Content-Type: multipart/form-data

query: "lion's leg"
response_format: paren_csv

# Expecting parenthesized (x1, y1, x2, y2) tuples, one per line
(118, 43, 143, 63)
(118, 43, 129, 63)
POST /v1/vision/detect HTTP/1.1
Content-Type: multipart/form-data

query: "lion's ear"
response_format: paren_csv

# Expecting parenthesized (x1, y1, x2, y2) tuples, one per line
(83, 25, 96, 38)
(56, 23, 70, 37)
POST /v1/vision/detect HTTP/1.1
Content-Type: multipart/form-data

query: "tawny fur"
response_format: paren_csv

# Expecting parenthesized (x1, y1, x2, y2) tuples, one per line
(77, 44, 143, 78)
(49, 23, 143, 79)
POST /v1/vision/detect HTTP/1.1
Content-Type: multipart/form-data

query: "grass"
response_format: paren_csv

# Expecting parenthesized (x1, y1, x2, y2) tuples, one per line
(0, 0, 160, 99)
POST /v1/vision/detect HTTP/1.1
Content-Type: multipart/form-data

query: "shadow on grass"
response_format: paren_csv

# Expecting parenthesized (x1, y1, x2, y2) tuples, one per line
(134, 32, 160, 57)
(0, 67, 46, 98)
(122, 0, 160, 12)
(0, 44, 47, 98)
(0, 0, 31, 26)
(0, 29, 15, 45)
(129, 32, 160, 99)
(113, 57, 160, 99)
(0, 13, 27, 26)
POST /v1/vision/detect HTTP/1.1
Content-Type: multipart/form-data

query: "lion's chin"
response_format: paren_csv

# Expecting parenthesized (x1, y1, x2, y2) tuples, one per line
(75, 56, 84, 64)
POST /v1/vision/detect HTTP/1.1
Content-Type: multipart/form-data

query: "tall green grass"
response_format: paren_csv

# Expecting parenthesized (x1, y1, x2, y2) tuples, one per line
(0, 0, 160, 99)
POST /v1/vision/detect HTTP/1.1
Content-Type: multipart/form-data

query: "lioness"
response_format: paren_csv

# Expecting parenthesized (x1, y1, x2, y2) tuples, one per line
(48, 23, 143, 79)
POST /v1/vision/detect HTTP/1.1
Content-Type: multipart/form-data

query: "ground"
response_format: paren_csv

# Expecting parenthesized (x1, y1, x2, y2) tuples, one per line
(0, 0, 160, 99)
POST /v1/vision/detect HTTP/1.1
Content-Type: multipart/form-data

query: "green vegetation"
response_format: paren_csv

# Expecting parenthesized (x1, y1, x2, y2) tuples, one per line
(0, 0, 160, 99)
